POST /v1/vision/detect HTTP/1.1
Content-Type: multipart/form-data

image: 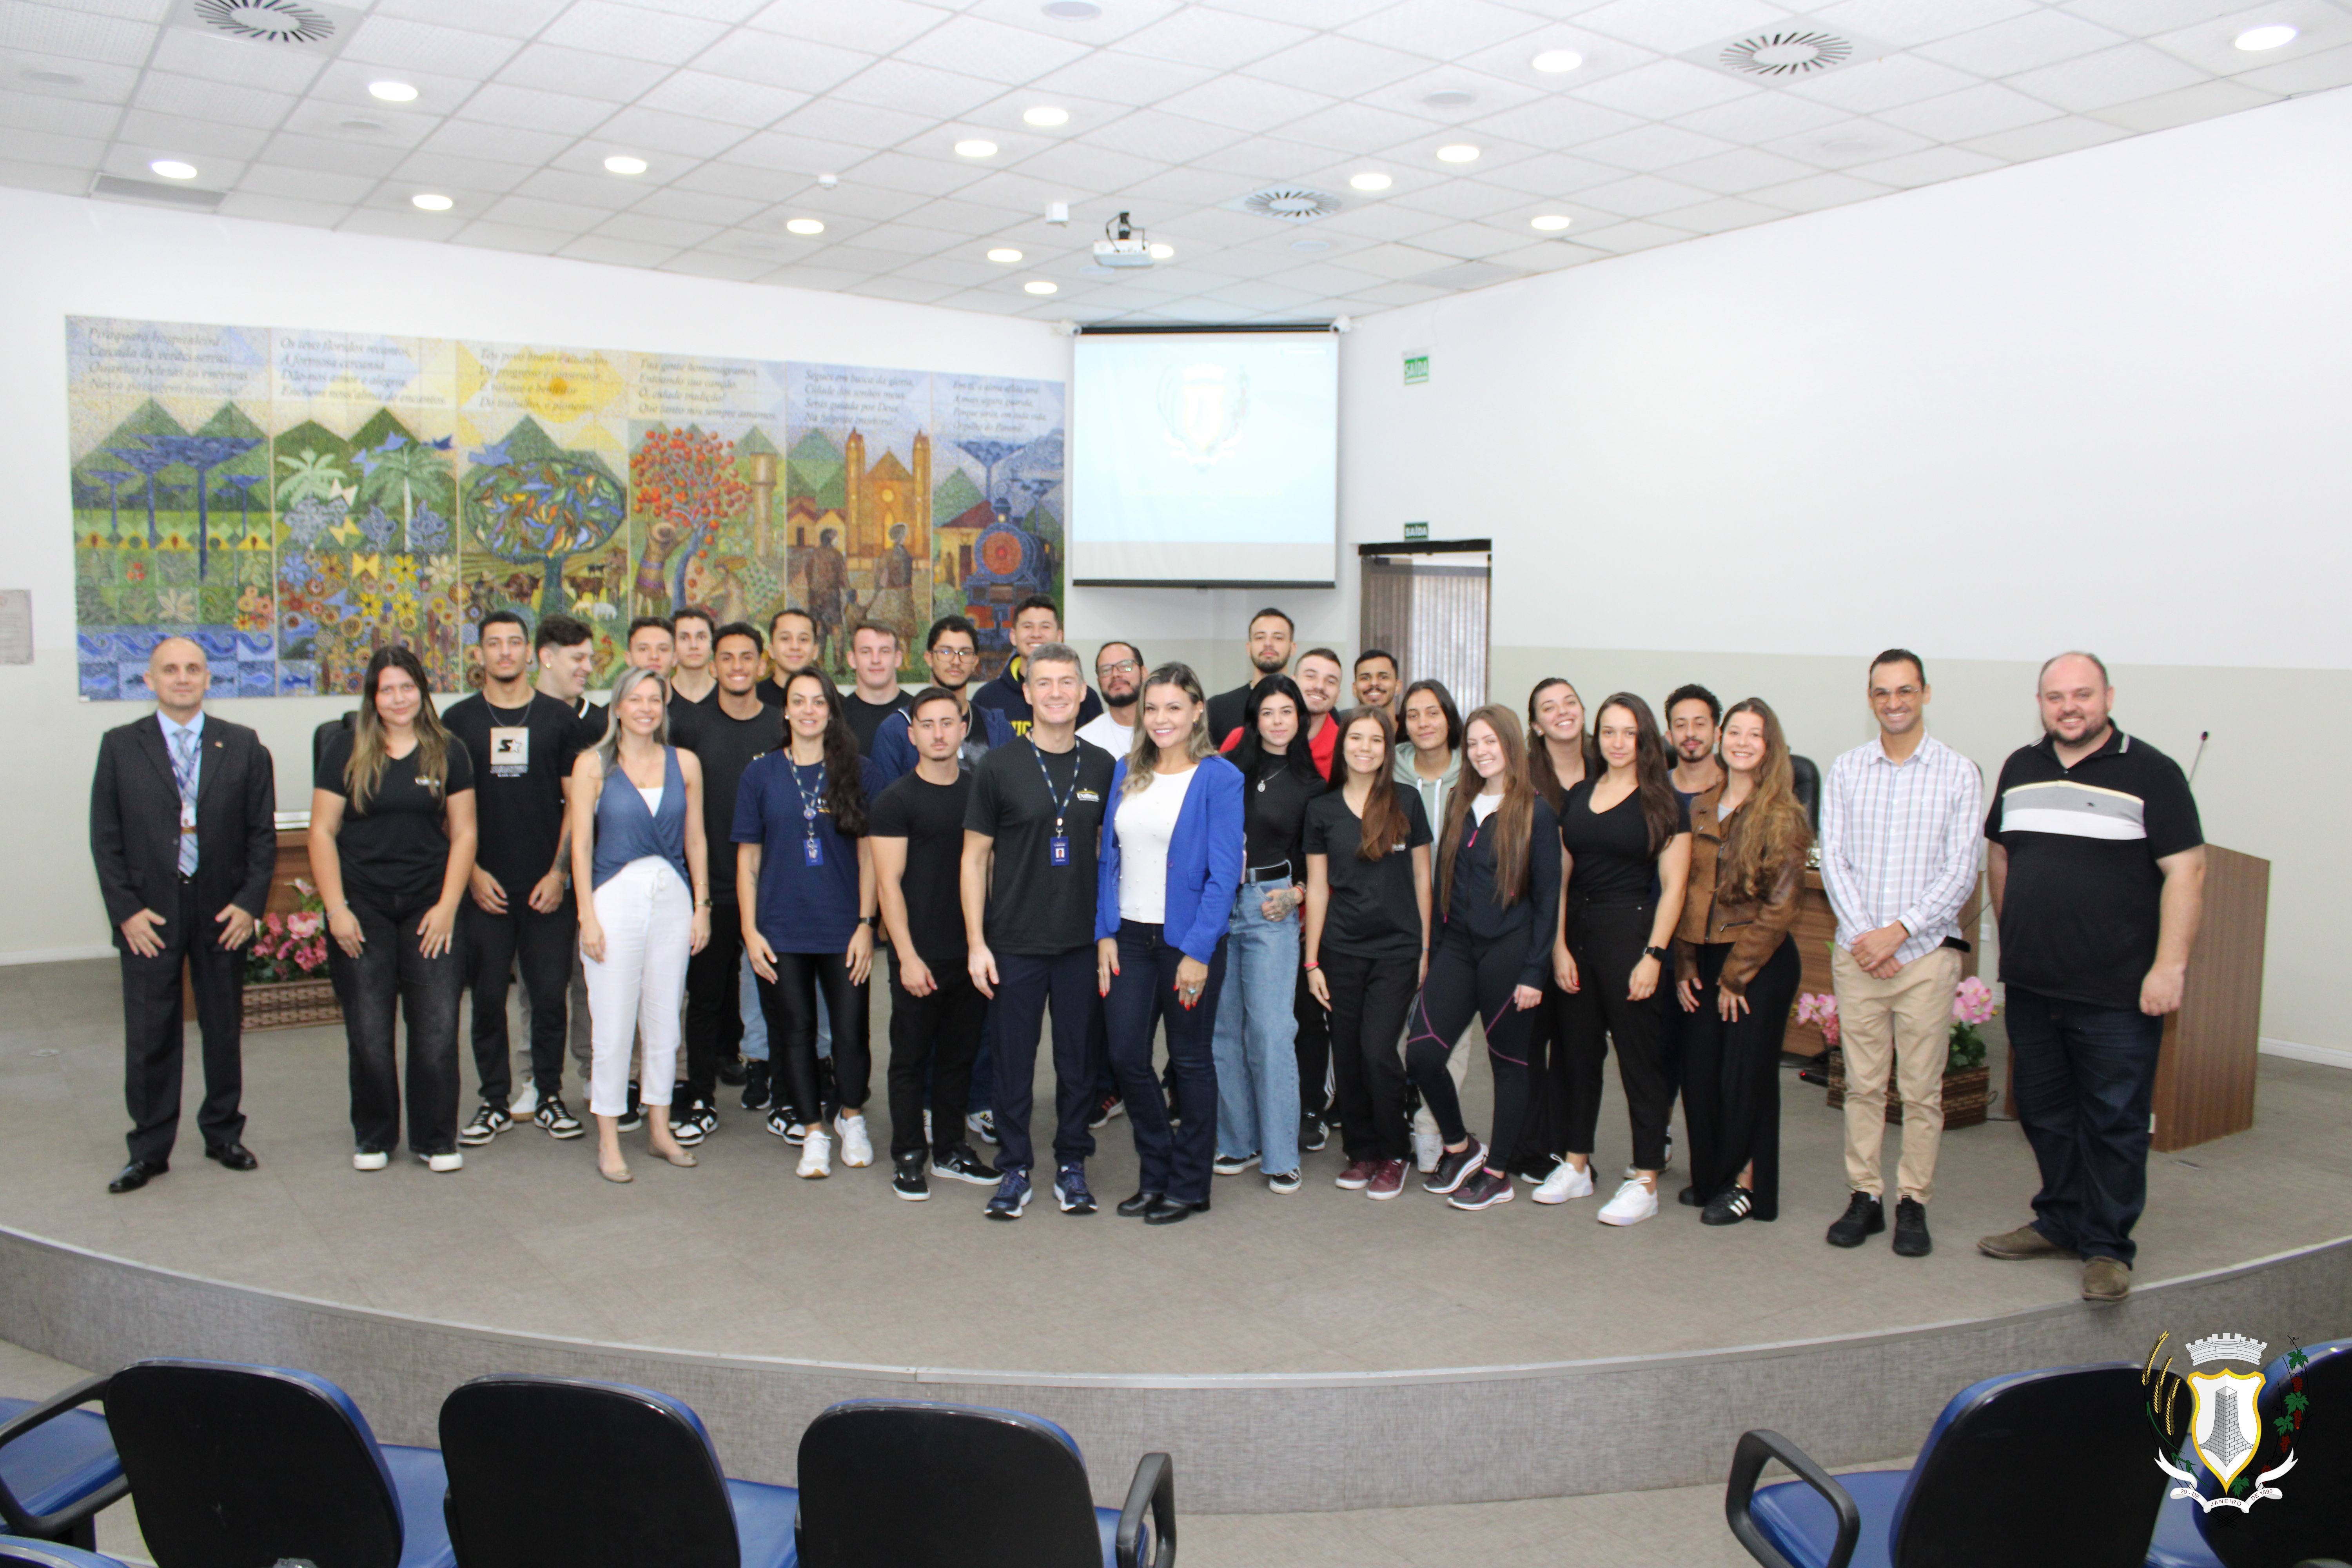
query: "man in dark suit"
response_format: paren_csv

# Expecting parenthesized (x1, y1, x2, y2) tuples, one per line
(89, 637, 278, 1193)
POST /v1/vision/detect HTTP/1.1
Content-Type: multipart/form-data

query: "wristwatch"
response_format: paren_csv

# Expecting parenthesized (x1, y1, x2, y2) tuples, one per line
(1642, 945, 1669, 961)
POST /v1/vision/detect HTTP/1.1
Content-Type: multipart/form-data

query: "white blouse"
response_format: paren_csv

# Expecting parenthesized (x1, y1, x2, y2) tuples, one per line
(1115, 765, 1197, 926)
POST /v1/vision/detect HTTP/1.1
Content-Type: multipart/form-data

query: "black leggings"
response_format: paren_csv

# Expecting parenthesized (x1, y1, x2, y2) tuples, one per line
(1681, 938, 1799, 1220)
(1405, 924, 1543, 1169)
(1323, 949, 1416, 1162)
(1560, 898, 1672, 1172)
(755, 951, 871, 1126)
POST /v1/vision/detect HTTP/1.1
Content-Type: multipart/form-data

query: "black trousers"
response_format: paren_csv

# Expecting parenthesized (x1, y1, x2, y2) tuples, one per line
(755, 949, 871, 1127)
(681, 899, 746, 1109)
(887, 956, 987, 1159)
(1406, 924, 1544, 1167)
(330, 892, 465, 1157)
(1323, 949, 1416, 1162)
(1293, 965, 1331, 1120)
(1681, 938, 1799, 1220)
(988, 946, 1101, 1175)
(1103, 920, 1227, 1204)
(118, 876, 247, 1165)
(461, 893, 574, 1107)
(1560, 897, 1672, 1172)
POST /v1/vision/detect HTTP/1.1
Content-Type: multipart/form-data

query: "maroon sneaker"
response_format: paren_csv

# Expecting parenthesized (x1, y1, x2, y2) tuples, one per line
(1367, 1159, 1408, 1200)
(1334, 1158, 1375, 1190)
(1423, 1138, 1486, 1194)
(1448, 1169, 1514, 1210)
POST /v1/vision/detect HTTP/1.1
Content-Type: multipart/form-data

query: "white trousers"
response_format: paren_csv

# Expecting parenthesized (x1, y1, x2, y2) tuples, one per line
(583, 857, 691, 1117)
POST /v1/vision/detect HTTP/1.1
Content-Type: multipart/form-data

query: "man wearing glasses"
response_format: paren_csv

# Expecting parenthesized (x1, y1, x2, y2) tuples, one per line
(871, 615, 1013, 788)
(1077, 642, 1144, 757)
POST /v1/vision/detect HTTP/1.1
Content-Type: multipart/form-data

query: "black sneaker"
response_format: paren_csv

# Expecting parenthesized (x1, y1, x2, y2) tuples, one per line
(1423, 1138, 1486, 1195)
(534, 1096, 584, 1140)
(716, 1055, 748, 1087)
(676, 1099, 719, 1140)
(1300, 1114, 1328, 1153)
(985, 1170, 1031, 1221)
(932, 1145, 998, 1185)
(1702, 1185, 1755, 1226)
(1089, 1091, 1125, 1129)
(1892, 1197, 1932, 1257)
(1212, 1151, 1259, 1177)
(740, 1060, 771, 1112)
(617, 1080, 644, 1134)
(1826, 1191, 1885, 1248)
(458, 1104, 510, 1146)
(893, 1154, 930, 1201)
(766, 1108, 806, 1145)
(668, 1102, 709, 1147)
(1055, 1162, 1098, 1215)
(1448, 1169, 1514, 1210)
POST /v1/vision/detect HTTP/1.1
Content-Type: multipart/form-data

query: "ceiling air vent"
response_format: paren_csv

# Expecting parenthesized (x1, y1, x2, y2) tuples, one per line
(91, 175, 227, 212)
(1684, 20, 1885, 82)
(177, 0, 358, 53)
(1223, 186, 1344, 225)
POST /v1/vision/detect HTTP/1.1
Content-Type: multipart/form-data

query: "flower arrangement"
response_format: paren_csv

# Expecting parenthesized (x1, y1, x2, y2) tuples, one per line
(243, 878, 332, 985)
(1795, 991, 1839, 1047)
(1795, 976, 2000, 1073)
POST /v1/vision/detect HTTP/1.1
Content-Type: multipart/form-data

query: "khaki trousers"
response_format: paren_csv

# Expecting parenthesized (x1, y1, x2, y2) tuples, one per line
(1833, 944, 1960, 1204)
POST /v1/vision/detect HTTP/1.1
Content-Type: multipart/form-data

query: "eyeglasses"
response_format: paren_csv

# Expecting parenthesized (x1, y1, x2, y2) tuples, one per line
(930, 647, 979, 665)
(1098, 660, 1140, 676)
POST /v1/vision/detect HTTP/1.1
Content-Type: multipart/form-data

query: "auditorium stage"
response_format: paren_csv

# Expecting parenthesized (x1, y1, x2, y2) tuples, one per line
(3, 957, 2347, 1513)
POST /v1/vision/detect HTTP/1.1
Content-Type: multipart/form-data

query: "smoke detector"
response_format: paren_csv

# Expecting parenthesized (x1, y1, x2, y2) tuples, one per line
(178, 0, 359, 52)
(1223, 186, 1345, 225)
(1684, 20, 1885, 81)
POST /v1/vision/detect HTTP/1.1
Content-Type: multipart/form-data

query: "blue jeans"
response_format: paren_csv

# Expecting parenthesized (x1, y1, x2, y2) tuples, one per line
(1105, 920, 1227, 1204)
(2007, 985, 2165, 1267)
(1210, 883, 1301, 1174)
(988, 947, 1100, 1176)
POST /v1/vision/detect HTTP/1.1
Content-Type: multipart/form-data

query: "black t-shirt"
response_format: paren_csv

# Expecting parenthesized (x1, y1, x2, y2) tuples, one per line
(964, 736, 1115, 955)
(868, 768, 973, 971)
(1560, 779, 1689, 905)
(1240, 754, 1321, 874)
(318, 728, 476, 909)
(843, 690, 913, 757)
(1986, 729, 2201, 1011)
(1206, 682, 1255, 750)
(442, 691, 579, 896)
(1305, 788, 1432, 959)
(668, 697, 780, 903)
(570, 697, 608, 753)
(669, 680, 720, 714)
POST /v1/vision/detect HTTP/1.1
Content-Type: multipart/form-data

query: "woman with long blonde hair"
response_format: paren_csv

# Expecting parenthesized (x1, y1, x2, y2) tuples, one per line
(1673, 697, 1811, 1225)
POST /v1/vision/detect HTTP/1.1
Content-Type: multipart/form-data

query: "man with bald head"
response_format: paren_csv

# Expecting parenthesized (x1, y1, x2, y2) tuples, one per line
(89, 637, 279, 1193)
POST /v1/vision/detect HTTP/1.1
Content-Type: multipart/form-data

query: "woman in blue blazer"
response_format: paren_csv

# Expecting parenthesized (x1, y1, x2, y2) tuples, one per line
(1096, 662, 1245, 1225)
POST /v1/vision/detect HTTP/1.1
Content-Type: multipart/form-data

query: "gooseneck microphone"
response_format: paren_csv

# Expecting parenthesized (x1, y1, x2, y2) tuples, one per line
(2188, 730, 2209, 784)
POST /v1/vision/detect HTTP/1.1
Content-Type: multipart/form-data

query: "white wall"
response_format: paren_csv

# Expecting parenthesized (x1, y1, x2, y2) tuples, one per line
(1332, 85, 2352, 1051)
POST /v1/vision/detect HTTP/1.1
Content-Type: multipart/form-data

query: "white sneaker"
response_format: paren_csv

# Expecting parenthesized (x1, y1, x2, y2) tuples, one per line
(508, 1083, 540, 1118)
(1532, 1161, 1595, 1205)
(836, 1113, 873, 1168)
(797, 1128, 833, 1179)
(426, 1151, 465, 1174)
(1597, 1177, 1658, 1226)
(352, 1150, 388, 1172)
(1412, 1128, 1443, 1174)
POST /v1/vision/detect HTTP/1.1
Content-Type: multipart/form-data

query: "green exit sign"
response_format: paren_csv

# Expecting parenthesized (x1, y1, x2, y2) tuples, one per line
(1404, 521, 1429, 541)
(1403, 351, 1429, 385)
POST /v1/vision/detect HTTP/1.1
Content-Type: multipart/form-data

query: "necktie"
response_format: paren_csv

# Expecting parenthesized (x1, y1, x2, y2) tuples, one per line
(171, 728, 200, 876)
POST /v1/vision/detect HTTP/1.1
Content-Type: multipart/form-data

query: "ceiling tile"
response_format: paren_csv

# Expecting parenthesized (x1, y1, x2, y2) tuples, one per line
(1875, 82, 2063, 140)
(1574, 58, 1761, 118)
(838, 148, 996, 197)
(1475, 150, 1632, 197)
(610, 0, 774, 20)
(625, 185, 767, 224)
(118, 109, 272, 161)
(17, 130, 113, 170)
(1154, 74, 1341, 134)
(0, 59, 142, 106)
(304, 60, 481, 119)
(2232, 40, 2352, 95)
(633, 70, 808, 128)
(150, 28, 327, 94)
(1, 6, 153, 67)
(495, 43, 675, 100)
(561, 234, 688, 266)
(1342, 281, 1452, 307)
(1202, 0, 1392, 27)
(2144, 5, 2352, 75)
(341, 207, 469, 242)
(958, 0, 1185, 47)
(340, 15, 526, 77)
(1082, 109, 1249, 163)
(828, 60, 1006, 120)
(1271, 200, 1455, 242)
(393, 150, 542, 192)
(1356, 66, 1550, 123)
(1669, 89, 1849, 142)
(420, 117, 578, 165)
(2005, 42, 2210, 113)
(234, 163, 380, 204)
(1109, 8, 1318, 71)
(449, 219, 574, 253)
(1958, 113, 2132, 162)
(215, 192, 350, 227)
(1242, 34, 1430, 98)
(1463, 94, 1647, 147)
(742, 0, 955, 54)
(1808, 0, 2037, 48)
(668, 159, 800, 200)
(512, 167, 649, 211)
(1568, 0, 1800, 54)
(1117, 164, 1276, 209)
(593, 209, 722, 246)
(689, 31, 876, 95)
(844, 276, 966, 303)
(721, 127, 876, 174)
(281, 102, 439, 149)
(2084, 77, 2277, 133)
(1187, 136, 1344, 182)
(1661, 145, 1820, 194)
(894, 14, 1096, 85)
(659, 249, 781, 281)
(1783, 53, 1982, 112)
(1758, 116, 1934, 169)
(1912, 9, 2127, 76)
(1331, 240, 1465, 280)
(890, 254, 1020, 287)
(1269, 258, 1393, 294)
(0, 91, 120, 138)
(1280, 100, 1451, 157)
(1573, 217, 1695, 253)
(843, 219, 969, 255)
(1385, 178, 1536, 221)
(592, 105, 754, 158)
(1743, 169, 1897, 210)
(133, 73, 296, 129)
(459, 82, 617, 135)
(1575, 122, 1741, 172)
(773, 180, 928, 220)
(1574, 172, 1715, 217)
(1655, 194, 1786, 232)
(766, 96, 930, 150)
(537, 3, 733, 65)
(1341, 0, 1549, 58)
(2058, 0, 2245, 32)
(375, 0, 572, 35)
(259, 132, 410, 178)
(1847, 143, 2007, 187)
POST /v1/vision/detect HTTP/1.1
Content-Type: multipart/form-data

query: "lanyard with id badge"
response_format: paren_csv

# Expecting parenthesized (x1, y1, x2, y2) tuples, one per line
(788, 758, 827, 866)
(1031, 739, 1080, 867)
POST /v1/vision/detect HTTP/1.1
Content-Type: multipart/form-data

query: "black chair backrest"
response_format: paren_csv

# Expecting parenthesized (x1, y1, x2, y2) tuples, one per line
(107, 1360, 404, 1568)
(2199, 1339, 2351, 1568)
(439, 1375, 739, 1568)
(795, 1401, 1103, 1568)
(312, 712, 357, 784)
(1789, 753, 1821, 832)
(1893, 1363, 2164, 1568)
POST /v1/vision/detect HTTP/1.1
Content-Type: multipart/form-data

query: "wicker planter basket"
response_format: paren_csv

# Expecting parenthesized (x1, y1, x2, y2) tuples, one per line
(244, 976, 341, 1032)
(1823, 1049, 1992, 1131)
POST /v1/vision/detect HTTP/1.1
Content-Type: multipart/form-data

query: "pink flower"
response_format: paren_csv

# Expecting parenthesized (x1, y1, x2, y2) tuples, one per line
(1795, 991, 1840, 1047)
(287, 912, 322, 939)
(265, 913, 286, 935)
(1952, 976, 1997, 1026)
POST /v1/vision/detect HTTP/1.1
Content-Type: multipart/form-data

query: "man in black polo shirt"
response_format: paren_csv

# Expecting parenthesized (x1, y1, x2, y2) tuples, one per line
(446, 610, 585, 1144)
(1976, 652, 2205, 1304)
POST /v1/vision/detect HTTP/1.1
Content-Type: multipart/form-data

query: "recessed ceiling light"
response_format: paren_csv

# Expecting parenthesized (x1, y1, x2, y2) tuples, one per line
(1530, 214, 1572, 231)
(786, 218, 826, 234)
(368, 80, 418, 103)
(1290, 238, 1330, 252)
(1423, 89, 1476, 108)
(1042, 0, 1100, 17)
(1531, 49, 1584, 73)
(1148, 241, 1174, 259)
(604, 155, 648, 175)
(149, 160, 198, 180)
(339, 117, 385, 132)
(1348, 172, 1392, 191)
(411, 193, 453, 211)
(955, 139, 998, 158)
(24, 69, 84, 87)
(987, 247, 1024, 262)
(1436, 144, 1481, 163)
(1024, 279, 1058, 294)
(1022, 106, 1070, 127)
(2234, 23, 2298, 49)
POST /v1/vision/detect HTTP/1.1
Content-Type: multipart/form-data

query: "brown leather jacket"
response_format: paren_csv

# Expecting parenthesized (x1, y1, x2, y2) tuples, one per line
(1674, 781, 1811, 997)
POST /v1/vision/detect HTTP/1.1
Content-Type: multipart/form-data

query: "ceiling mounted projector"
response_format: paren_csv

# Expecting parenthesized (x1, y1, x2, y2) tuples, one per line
(1093, 211, 1154, 269)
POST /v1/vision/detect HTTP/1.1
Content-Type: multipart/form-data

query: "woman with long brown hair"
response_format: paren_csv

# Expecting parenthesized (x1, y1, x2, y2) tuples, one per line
(312, 645, 479, 1173)
(1519, 677, 1596, 1182)
(1544, 693, 1691, 1225)
(1302, 707, 1432, 1200)
(1674, 698, 1810, 1224)
(1403, 705, 1562, 1212)
(737, 666, 880, 1180)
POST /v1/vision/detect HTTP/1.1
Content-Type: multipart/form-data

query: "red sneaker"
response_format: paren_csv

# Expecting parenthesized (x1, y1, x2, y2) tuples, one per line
(1334, 1158, 1375, 1190)
(1367, 1159, 1408, 1200)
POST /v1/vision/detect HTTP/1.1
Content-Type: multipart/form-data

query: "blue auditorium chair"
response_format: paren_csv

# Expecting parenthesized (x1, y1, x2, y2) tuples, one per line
(2180, 1339, 2352, 1568)
(104, 1360, 453, 1568)
(792, 1399, 1173, 1568)
(0, 1536, 132, 1568)
(437, 1374, 800, 1568)
(0, 1378, 126, 1550)
(1725, 1363, 2167, 1568)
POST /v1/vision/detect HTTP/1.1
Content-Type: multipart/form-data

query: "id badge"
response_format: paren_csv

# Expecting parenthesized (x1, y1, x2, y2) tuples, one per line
(1049, 835, 1071, 866)
(804, 836, 825, 867)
